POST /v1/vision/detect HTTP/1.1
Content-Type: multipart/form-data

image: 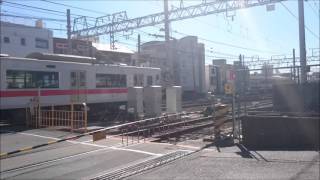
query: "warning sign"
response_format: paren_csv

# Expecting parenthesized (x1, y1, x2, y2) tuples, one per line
(224, 83, 234, 95)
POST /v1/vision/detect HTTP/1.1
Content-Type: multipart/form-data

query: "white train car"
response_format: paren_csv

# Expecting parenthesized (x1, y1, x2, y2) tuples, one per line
(0, 54, 161, 122)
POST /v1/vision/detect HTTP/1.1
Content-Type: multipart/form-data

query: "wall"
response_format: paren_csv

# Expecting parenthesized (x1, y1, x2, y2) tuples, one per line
(272, 82, 320, 112)
(0, 22, 53, 57)
(242, 115, 319, 150)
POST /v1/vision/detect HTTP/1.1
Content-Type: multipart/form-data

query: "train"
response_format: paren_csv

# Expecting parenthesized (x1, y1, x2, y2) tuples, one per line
(0, 53, 161, 123)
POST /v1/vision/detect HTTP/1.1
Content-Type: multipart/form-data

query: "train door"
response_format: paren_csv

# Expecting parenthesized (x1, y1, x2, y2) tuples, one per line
(70, 71, 87, 103)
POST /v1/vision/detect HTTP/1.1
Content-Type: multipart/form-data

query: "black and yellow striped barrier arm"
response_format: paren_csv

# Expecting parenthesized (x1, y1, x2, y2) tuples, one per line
(0, 134, 85, 159)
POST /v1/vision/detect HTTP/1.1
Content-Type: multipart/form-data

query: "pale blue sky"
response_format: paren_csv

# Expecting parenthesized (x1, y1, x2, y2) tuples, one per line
(1, 0, 319, 65)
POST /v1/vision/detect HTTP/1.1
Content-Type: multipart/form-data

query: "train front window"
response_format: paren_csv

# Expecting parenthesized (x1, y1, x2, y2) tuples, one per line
(6, 70, 59, 89)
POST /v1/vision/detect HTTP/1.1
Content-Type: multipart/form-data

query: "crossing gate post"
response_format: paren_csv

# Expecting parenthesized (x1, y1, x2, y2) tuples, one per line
(126, 129, 129, 146)
(121, 129, 124, 145)
(51, 105, 54, 127)
(71, 103, 74, 132)
(84, 103, 87, 133)
(37, 104, 41, 128)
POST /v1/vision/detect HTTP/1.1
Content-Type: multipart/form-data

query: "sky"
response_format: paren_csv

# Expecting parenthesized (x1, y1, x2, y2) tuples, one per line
(1, 0, 319, 66)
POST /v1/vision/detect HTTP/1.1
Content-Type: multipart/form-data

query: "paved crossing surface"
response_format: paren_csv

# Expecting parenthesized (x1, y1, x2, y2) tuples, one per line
(1, 128, 319, 180)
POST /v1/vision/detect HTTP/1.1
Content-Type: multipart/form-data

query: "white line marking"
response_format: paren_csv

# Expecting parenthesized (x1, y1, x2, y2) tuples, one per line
(1, 147, 112, 173)
(15, 132, 163, 156)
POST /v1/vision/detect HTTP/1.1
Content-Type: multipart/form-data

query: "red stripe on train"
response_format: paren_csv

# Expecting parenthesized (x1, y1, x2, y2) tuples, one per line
(0, 88, 128, 98)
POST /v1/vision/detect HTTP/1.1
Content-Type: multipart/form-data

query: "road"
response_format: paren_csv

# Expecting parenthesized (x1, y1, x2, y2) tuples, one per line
(0, 127, 195, 179)
(1, 127, 319, 180)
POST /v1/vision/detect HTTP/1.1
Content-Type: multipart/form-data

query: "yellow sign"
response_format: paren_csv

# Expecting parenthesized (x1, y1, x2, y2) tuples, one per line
(92, 131, 106, 142)
(224, 83, 233, 94)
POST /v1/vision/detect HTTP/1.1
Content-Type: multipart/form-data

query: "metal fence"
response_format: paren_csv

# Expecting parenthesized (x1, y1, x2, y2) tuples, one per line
(26, 103, 87, 132)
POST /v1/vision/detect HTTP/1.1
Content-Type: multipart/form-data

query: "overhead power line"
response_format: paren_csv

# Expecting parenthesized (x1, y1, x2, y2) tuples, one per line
(1, 13, 67, 22)
(40, 0, 107, 15)
(2, 3, 67, 17)
(172, 30, 280, 54)
(3, 1, 67, 15)
(280, 2, 319, 39)
(2, 1, 95, 19)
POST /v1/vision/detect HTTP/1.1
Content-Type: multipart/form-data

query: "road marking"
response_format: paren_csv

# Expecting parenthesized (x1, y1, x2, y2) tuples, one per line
(14, 131, 163, 156)
(0, 147, 112, 174)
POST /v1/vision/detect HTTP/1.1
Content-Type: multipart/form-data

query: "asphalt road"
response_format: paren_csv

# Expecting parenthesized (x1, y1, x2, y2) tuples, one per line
(127, 146, 320, 180)
(0, 127, 195, 180)
(1, 127, 319, 180)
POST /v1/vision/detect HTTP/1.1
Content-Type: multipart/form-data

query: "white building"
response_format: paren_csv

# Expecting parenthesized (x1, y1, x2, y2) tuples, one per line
(205, 64, 218, 93)
(0, 21, 53, 57)
(138, 36, 206, 94)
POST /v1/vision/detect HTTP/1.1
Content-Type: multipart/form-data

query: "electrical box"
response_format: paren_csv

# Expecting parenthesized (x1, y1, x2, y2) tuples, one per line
(127, 87, 143, 115)
(143, 86, 162, 117)
(166, 86, 182, 113)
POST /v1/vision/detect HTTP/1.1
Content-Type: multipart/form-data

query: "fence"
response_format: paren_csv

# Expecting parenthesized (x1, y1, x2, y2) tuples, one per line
(26, 103, 87, 132)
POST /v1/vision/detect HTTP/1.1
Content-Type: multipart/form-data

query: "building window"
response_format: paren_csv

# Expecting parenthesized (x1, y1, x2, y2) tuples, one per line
(96, 74, 126, 88)
(35, 38, 49, 49)
(6, 70, 59, 89)
(147, 76, 153, 86)
(21, 38, 26, 46)
(3, 37, 10, 43)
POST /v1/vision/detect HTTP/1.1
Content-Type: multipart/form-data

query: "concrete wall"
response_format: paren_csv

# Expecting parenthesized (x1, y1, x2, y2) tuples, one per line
(0, 22, 53, 57)
(272, 82, 320, 112)
(241, 115, 319, 150)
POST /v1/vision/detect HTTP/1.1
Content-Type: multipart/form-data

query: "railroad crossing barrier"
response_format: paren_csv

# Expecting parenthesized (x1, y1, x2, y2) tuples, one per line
(26, 102, 87, 132)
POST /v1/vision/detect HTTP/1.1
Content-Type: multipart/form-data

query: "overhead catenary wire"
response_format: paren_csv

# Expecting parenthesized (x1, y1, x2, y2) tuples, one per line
(40, 0, 108, 15)
(2, 1, 96, 19)
(173, 30, 282, 54)
(306, 0, 319, 17)
(280, 1, 319, 39)
(2, 3, 68, 17)
(0, 13, 67, 22)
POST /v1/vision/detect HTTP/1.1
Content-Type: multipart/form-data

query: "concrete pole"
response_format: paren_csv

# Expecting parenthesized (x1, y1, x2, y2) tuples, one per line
(293, 48, 296, 82)
(138, 34, 141, 54)
(67, 9, 72, 54)
(298, 0, 307, 83)
(164, 0, 170, 42)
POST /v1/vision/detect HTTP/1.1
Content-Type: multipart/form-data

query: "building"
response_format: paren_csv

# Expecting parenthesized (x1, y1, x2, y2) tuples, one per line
(92, 43, 134, 65)
(205, 64, 219, 93)
(0, 21, 53, 57)
(53, 38, 134, 64)
(212, 59, 234, 94)
(137, 36, 206, 94)
(53, 37, 93, 57)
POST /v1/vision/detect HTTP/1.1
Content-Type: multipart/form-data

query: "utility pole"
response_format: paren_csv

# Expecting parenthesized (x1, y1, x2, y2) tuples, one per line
(298, 0, 307, 83)
(67, 9, 72, 54)
(137, 34, 141, 54)
(293, 48, 296, 82)
(164, 0, 170, 42)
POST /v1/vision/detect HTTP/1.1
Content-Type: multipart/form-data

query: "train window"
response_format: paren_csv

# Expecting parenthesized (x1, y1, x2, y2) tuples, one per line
(6, 70, 59, 89)
(96, 74, 126, 88)
(79, 72, 86, 87)
(134, 74, 144, 86)
(147, 76, 153, 86)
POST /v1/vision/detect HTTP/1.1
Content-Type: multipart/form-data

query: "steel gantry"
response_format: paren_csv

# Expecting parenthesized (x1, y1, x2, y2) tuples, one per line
(71, 0, 286, 39)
